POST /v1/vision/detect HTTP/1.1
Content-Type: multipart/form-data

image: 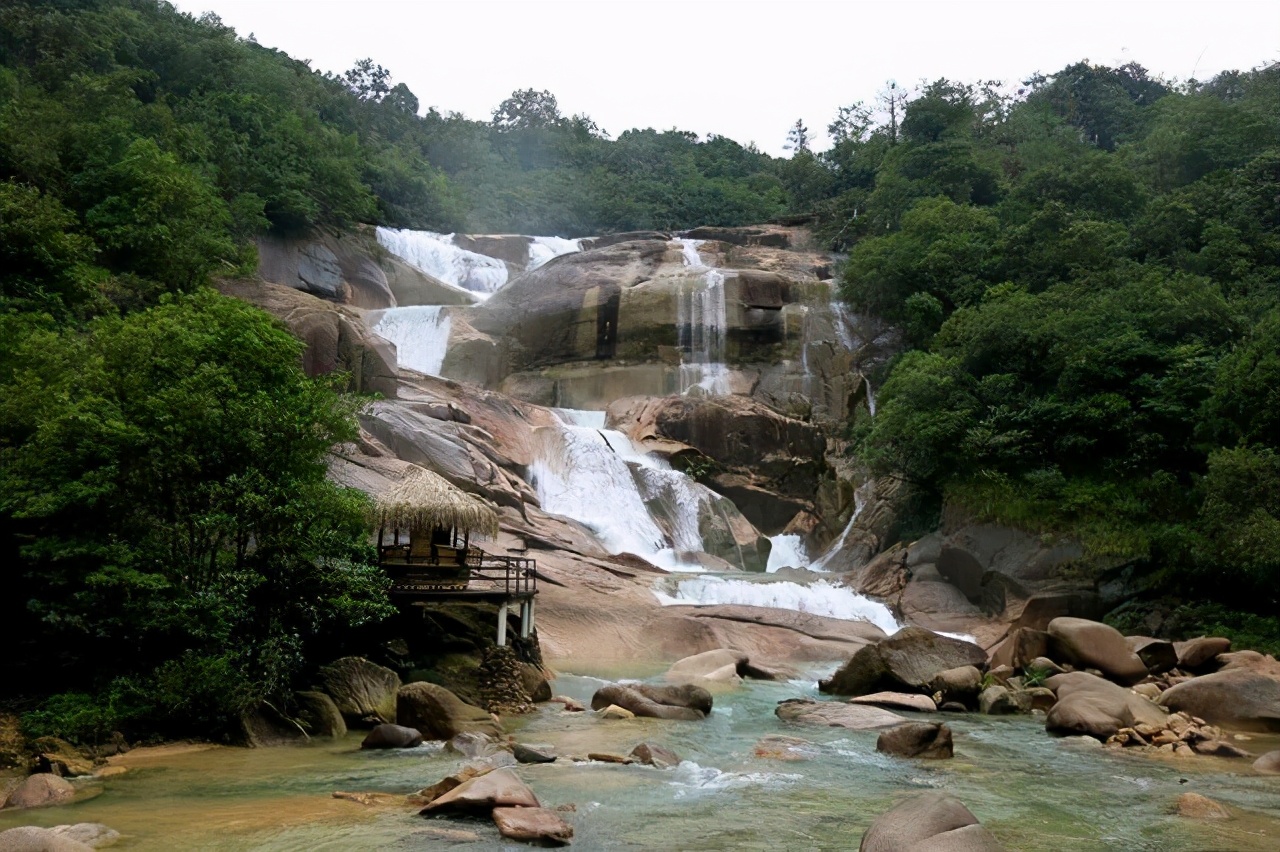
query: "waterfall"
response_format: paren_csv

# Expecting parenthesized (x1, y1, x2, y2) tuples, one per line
(372, 306, 452, 376)
(375, 227, 509, 295)
(810, 481, 874, 571)
(527, 236, 582, 270)
(766, 534, 809, 572)
(655, 576, 900, 634)
(676, 238, 731, 395)
(865, 377, 878, 417)
(529, 412, 716, 571)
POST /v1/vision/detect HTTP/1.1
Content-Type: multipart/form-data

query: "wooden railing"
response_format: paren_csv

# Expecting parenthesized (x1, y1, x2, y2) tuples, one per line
(380, 548, 537, 598)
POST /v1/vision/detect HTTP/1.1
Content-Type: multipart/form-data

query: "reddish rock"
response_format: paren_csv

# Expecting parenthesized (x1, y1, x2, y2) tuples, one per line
(491, 806, 574, 846)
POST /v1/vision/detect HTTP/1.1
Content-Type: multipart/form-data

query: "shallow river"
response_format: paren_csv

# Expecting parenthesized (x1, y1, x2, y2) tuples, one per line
(3, 671, 1278, 850)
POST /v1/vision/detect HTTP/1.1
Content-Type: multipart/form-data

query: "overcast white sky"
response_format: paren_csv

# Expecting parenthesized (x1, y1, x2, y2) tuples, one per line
(171, 0, 1279, 155)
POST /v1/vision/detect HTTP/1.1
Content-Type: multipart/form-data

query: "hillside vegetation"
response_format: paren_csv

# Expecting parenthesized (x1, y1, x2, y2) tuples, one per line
(1, 0, 1276, 739)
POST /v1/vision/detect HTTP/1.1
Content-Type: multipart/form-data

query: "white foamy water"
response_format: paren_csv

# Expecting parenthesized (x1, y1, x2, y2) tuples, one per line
(766, 534, 809, 572)
(528, 236, 582, 270)
(865, 377, 878, 417)
(376, 227, 509, 294)
(655, 576, 901, 634)
(372, 306, 452, 376)
(668, 761, 803, 797)
(530, 414, 719, 571)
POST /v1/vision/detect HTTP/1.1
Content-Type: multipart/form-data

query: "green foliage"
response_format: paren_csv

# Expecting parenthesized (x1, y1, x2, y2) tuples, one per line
(0, 291, 392, 739)
(827, 61, 1280, 626)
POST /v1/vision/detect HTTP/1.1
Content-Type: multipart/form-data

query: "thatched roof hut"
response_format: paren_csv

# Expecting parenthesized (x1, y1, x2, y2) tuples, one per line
(369, 466, 499, 538)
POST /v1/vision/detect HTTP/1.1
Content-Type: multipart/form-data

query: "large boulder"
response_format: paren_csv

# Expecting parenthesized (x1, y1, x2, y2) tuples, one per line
(45, 824, 118, 849)
(1044, 672, 1167, 739)
(590, 683, 711, 721)
(360, 724, 424, 750)
(1252, 750, 1280, 774)
(859, 791, 1006, 851)
(665, 649, 778, 684)
(1124, 637, 1177, 675)
(776, 698, 905, 730)
(0, 826, 94, 851)
(1046, 618, 1148, 685)
(397, 682, 503, 740)
(319, 657, 401, 727)
(630, 742, 681, 768)
(3, 774, 76, 810)
(491, 806, 574, 846)
(821, 628, 987, 697)
(988, 628, 1050, 672)
(31, 739, 93, 778)
(876, 723, 954, 759)
(420, 768, 539, 813)
(1157, 669, 1280, 733)
(293, 691, 346, 738)
(1174, 637, 1231, 671)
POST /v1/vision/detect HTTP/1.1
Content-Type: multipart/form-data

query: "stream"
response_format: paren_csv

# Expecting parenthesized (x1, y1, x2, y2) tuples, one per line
(5, 670, 1277, 850)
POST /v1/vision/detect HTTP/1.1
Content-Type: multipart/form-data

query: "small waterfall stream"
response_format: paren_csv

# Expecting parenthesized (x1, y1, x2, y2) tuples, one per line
(676, 238, 731, 395)
(810, 481, 874, 571)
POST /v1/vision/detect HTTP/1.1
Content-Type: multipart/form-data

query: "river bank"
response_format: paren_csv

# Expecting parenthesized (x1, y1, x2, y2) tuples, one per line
(4, 666, 1279, 850)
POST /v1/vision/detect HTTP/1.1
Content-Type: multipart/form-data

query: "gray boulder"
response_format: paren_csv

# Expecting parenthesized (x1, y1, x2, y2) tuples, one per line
(821, 628, 987, 697)
(1047, 618, 1148, 685)
(1045, 671, 1167, 739)
(360, 724, 423, 749)
(860, 791, 1006, 851)
(319, 657, 401, 726)
(1157, 669, 1280, 732)
(3, 774, 77, 810)
(397, 682, 503, 740)
(876, 723, 954, 759)
(589, 683, 711, 721)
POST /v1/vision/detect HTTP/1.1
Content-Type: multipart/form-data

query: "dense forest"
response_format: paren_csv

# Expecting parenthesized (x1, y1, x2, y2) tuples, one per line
(1, 0, 1277, 743)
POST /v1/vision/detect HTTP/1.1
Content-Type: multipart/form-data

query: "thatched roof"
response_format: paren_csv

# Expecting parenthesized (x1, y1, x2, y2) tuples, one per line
(369, 466, 499, 537)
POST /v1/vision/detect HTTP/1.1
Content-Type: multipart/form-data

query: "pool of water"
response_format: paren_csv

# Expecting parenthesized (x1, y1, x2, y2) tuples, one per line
(3, 670, 1278, 850)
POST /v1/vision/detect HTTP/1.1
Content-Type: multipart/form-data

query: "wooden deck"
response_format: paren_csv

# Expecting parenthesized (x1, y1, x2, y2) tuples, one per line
(380, 547, 537, 601)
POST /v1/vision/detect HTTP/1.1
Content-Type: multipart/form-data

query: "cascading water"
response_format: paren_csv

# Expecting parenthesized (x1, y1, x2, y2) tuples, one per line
(766, 534, 809, 572)
(371, 306, 452, 376)
(375, 227, 509, 295)
(527, 236, 582, 270)
(655, 576, 900, 634)
(529, 411, 718, 571)
(865, 378, 878, 417)
(676, 238, 732, 395)
(810, 480, 874, 571)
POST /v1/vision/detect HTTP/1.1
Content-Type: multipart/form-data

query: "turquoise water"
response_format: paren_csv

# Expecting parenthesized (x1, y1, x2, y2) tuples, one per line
(3, 671, 1278, 850)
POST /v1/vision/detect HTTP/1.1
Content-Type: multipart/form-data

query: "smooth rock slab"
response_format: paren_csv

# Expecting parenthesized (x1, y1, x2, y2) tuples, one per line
(849, 692, 937, 713)
(420, 768, 539, 813)
(491, 806, 573, 846)
(1047, 618, 1148, 685)
(776, 699, 906, 730)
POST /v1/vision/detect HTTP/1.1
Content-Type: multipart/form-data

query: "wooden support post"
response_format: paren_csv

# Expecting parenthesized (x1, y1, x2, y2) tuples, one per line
(496, 600, 509, 646)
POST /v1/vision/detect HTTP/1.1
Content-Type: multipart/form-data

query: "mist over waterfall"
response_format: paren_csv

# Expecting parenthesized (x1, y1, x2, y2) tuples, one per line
(676, 238, 731, 395)
(376, 227, 509, 294)
(372, 306, 452, 376)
